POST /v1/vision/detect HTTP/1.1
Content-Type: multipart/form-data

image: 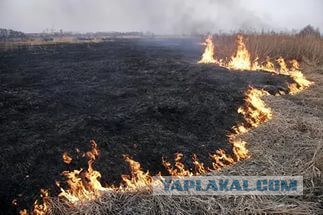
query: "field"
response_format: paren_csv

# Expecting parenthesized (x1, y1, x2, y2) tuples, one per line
(0, 35, 322, 214)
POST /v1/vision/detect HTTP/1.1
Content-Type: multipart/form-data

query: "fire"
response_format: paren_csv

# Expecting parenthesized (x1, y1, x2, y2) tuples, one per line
(237, 88, 272, 128)
(21, 139, 155, 214)
(20, 189, 50, 215)
(198, 35, 217, 64)
(209, 87, 271, 170)
(198, 35, 313, 94)
(21, 35, 314, 214)
(62, 152, 72, 164)
(231, 88, 272, 136)
(228, 35, 252, 70)
(121, 155, 152, 190)
(58, 144, 153, 204)
(277, 57, 289, 75)
(228, 87, 272, 163)
(57, 140, 111, 204)
(162, 153, 194, 176)
(210, 149, 235, 169)
(261, 57, 276, 72)
(21, 85, 274, 215)
(163, 87, 269, 175)
(231, 139, 249, 161)
(288, 60, 313, 94)
(192, 154, 207, 175)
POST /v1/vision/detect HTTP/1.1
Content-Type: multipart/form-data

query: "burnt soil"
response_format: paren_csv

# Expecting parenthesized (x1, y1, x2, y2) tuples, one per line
(0, 38, 293, 214)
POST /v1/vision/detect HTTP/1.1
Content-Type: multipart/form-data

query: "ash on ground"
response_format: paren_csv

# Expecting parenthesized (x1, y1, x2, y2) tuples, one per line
(0, 38, 292, 213)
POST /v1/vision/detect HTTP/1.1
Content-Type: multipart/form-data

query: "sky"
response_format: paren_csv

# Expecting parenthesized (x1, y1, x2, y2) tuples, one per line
(0, 0, 322, 34)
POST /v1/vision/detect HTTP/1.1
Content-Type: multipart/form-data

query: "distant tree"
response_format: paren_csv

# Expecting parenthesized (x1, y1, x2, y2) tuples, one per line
(0, 28, 26, 40)
(298, 25, 320, 37)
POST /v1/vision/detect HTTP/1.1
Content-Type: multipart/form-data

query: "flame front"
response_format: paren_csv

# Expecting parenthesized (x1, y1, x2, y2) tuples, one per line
(21, 87, 275, 214)
(21, 35, 314, 214)
(197, 34, 313, 94)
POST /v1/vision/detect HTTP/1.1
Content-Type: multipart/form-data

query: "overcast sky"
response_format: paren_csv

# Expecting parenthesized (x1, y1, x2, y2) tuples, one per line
(0, 0, 322, 34)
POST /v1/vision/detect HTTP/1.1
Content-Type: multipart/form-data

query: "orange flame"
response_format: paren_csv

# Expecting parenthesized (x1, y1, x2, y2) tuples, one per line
(198, 35, 217, 64)
(162, 153, 193, 176)
(20, 189, 50, 215)
(288, 60, 313, 94)
(22, 139, 156, 214)
(231, 139, 249, 161)
(192, 154, 207, 175)
(22, 85, 274, 214)
(162, 87, 269, 174)
(62, 152, 72, 164)
(198, 35, 313, 94)
(237, 88, 272, 128)
(228, 35, 252, 70)
(57, 140, 111, 204)
(22, 35, 314, 214)
(276, 57, 289, 75)
(121, 155, 152, 190)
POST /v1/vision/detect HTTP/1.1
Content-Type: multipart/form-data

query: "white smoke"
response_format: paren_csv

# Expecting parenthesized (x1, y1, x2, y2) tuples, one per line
(0, 0, 322, 34)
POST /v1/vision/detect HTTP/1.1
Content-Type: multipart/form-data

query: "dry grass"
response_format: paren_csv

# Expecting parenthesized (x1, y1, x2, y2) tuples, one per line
(0, 37, 104, 51)
(213, 33, 323, 65)
(43, 66, 323, 214)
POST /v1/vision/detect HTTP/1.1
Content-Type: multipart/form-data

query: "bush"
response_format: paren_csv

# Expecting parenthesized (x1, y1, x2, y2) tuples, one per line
(298, 25, 320, 38)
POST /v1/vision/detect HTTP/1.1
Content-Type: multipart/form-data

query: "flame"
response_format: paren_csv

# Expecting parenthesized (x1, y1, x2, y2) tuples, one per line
(198, 35, 217, 64)
(121, 155, 152, 190)
(231, 139, 249, 161)
(57, 140, 111, 204)
(276, 57, 289, 75)
(237, 88, 272, 128)
(19, 210, 28, 215)
(22, 35, 314, 214)
(198, 35, 313, 94)
(288, 60, 314, 94)
(210, 149, 235, 169)
(20, 189, 50, 215)
(22, 139, 155, 214)
(228, 35, 252, 70)
(192, 154, 207, 175)
(22, 86, 274, 214)
(262, 57, 276, 72)
(162, 153, 193, 176)
(163, 87, 269, 175)
(62, 152, 72, 164)
(209, 87, 270, 170)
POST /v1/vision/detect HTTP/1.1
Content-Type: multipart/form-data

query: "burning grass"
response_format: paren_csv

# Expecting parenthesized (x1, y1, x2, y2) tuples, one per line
(24, 66, 322, 215)
(198, 34, 314, 95)
(9, 34, 322, 214)
(211, 33, 323, 65)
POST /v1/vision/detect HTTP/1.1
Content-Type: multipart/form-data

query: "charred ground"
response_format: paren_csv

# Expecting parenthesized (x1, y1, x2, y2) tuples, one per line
(0, 38, 292, 213)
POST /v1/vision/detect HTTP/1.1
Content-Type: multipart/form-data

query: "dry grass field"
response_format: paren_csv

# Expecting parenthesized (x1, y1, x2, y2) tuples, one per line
(213, 33, 323, 64)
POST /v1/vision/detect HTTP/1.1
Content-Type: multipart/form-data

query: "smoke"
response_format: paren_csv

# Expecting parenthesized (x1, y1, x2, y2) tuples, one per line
(0, 0, 322, 33)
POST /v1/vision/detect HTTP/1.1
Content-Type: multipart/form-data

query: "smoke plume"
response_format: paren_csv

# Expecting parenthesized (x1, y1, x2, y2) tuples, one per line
(0, 0, 322, 33)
